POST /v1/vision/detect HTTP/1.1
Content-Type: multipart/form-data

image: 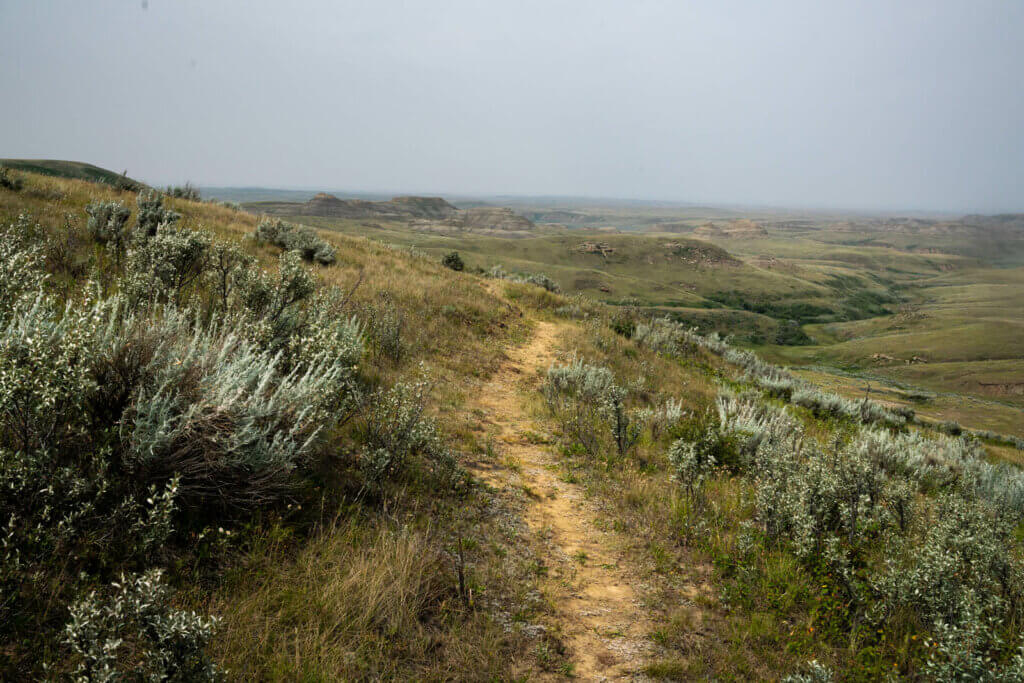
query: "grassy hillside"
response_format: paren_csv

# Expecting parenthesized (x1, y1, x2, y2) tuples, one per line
(3, 166, 1024, 680)
(0, 158, 147, 191)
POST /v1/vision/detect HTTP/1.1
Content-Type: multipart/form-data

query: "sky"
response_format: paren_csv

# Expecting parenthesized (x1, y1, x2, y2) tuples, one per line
(1, 0, 1022, 212)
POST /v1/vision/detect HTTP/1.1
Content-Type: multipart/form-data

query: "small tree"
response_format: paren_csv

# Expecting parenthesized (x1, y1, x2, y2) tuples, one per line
(205, 241, 253, 311)
(442, 251, 464, 271)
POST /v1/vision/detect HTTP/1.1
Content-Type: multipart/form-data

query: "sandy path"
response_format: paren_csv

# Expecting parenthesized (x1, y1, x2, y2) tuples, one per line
(468, 320, 655, 681)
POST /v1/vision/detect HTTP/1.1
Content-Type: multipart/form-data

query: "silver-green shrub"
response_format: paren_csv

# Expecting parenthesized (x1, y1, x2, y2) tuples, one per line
(135, 189, 180, 238)
(488, 264, 561, 292)
(782, 661, 835, 683)
(254, 218, 336, 265)
(358, 377, 457, 487)
(205, 241, 254, 311)
(64, 569, 220, 681)
(85, 200, 132, 262)
(544, 357, 649, 457)
(125, 227, 211, 306)
(716, 391, 798, 467)
(668, 437, 716, 497)
(0, 216, 47, 316)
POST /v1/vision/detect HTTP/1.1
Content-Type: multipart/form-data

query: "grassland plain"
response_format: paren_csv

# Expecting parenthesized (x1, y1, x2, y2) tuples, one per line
(5, 165, 1024, 680)
(260, 197, 1024, 438)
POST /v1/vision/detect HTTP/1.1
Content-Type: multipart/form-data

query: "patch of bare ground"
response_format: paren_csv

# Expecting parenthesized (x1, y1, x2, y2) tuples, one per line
(465, 319, 691, 680)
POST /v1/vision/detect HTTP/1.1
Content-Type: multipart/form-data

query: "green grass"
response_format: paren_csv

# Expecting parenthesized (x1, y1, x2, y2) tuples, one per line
(0, 158, 147, 191)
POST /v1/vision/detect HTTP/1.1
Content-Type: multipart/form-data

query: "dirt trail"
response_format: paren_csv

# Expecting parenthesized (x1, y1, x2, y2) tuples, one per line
(468, 321, 655, 681)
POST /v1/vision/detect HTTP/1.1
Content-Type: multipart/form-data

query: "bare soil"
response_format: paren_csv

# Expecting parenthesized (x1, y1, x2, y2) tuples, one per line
(466, 320, 659, 680)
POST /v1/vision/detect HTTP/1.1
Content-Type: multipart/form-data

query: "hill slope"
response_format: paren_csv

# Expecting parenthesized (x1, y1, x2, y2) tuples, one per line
(2, 167, 1024, 680)
(0, 158, 147, 191)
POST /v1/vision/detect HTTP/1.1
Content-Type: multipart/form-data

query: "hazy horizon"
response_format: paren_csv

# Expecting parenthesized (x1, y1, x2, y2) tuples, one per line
(2, 1, 1023, 213)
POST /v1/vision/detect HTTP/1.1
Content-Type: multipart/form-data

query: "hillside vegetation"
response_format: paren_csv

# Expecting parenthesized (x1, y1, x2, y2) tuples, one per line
(0, 159, 147, 192)
(3, 166, 1024, 680)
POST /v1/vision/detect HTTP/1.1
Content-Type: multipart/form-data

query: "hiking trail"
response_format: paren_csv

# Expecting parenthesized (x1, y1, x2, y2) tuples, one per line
(467, 320, 657, 681)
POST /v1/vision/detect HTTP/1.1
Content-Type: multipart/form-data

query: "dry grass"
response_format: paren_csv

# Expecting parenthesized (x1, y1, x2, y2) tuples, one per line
(209, 518, 537, 681)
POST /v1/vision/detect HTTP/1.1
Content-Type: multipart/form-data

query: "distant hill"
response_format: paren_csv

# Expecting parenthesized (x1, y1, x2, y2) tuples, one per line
(0, 159, 147, 191)
(693, 219, 768, 239)
(254, 193, 459, 220)
(253, 192, 538, 235)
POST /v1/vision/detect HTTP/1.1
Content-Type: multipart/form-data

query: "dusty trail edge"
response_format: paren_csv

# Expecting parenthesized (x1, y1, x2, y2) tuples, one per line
(466, 320, 658, 681)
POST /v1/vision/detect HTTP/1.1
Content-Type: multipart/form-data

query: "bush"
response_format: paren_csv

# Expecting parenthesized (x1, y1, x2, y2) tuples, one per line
(543, 358, 648, 457)
(63, 569, 220, 681)
(0, 208, 370, 674)
(488, 265, 560, 293)
(873, 495, 1024, 661)
(0, 166, 23, 191)
(669, 436, 716, 497)
(365, 294, 406, 363)
(357, 378, 458, 488)
(782, 661, 835, 683)
(254, 219, 336, 265)
(124, 310, 353, 510)
(85, 200, 132, 261)
(633, 317, 702, 357)
(939, 420, 963, 436)
(205, 241, 255, 311)
(135, 190, 181, 238)
(441, 251, 464, 271)
(125, 227, 211, 306)
(715, 392, 796, 469)
(165, 182, 201, 201)
(0, 216, 48, 316)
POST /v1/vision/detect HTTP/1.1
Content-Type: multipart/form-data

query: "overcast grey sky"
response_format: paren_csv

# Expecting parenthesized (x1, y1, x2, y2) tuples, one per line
(1, 1, 1022, 212)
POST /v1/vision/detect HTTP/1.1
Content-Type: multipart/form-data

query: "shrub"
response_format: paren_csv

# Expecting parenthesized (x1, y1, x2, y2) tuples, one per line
(125, 227, 211, 306)
(605, 384, 642, 456)
(205, 241, 255, 311)
(873, 495, 1024, 657)
(0, 202, 373, 675)
(544, 358, 617, 455)
(357, 378, 458, 488)
(633, 318, 702, 357)
(135, 190, 181, 238)
(238, 250, 316, 327)
(441, 251, 464, 271)
(124, 312, 351, 510)
(790, 386, 906, 429)
(63, 570, 220, 681)
(0, 166, 23, 191)
(716, 392, 797, 469)
(365, 294, 405, 363)
(668, 437, 716, 497)
(0, 216, 48, 316)
(782, 661, 835, 683)
(254, 219, 336, 265)
(488, 265, 560, 292)
(543, 358, 648, 457)
(85, 200, 133, 264)
(939, 420, 963, 436)
(165, 182, 201, 201)
(752, 434, 900, 602)
(638, 397, 686, 442)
